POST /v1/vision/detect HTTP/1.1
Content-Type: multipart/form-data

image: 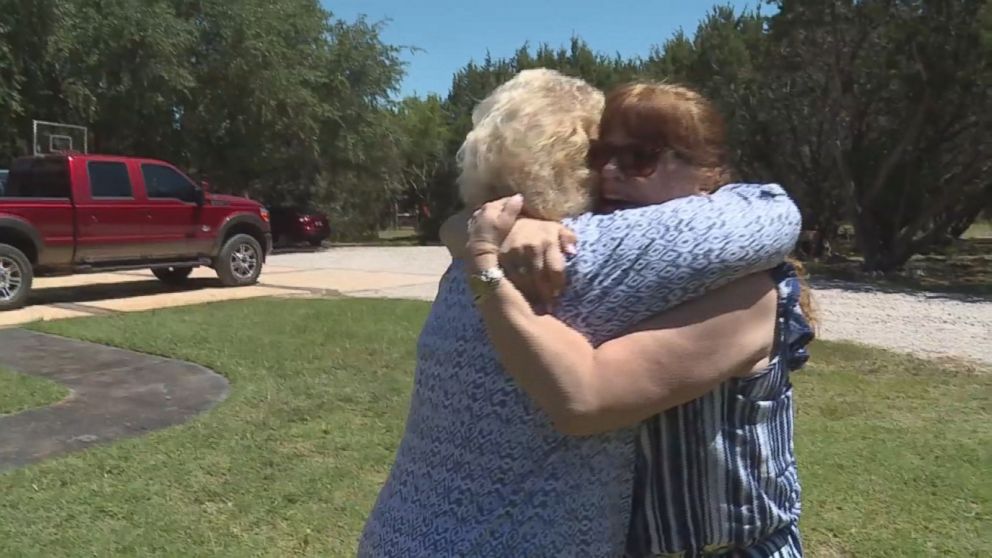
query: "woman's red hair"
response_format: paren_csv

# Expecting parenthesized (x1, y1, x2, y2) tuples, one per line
(600, 83, 734, 190)
(601, 82, 818, 327)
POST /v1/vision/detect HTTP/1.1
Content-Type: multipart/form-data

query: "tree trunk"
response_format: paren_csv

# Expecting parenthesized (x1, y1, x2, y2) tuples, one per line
(861, 243, 914, 272)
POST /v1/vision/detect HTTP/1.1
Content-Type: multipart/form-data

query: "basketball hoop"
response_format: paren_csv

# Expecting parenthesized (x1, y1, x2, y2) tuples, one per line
(33, 120, 88, 156)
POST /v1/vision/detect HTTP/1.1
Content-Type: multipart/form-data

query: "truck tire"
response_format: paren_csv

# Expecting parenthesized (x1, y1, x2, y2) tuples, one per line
(216, 234, 263, 287)
(152, 266, 194, 285)
(0, 243, 33, 311)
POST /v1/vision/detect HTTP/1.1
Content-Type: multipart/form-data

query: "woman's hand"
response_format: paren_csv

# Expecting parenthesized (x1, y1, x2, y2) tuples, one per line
(439, 209, 472, 259)
(467, 195, 525, 264)
(498, 219, 577, 307)
(467, 195, 577, 306)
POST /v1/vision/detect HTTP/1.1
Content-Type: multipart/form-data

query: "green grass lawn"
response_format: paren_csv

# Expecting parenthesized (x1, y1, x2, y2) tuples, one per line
(795, 343, 990, 557)
(0, 298, 988, 556)
(0, 366, 68, 416)
(377, 227, 420, 241)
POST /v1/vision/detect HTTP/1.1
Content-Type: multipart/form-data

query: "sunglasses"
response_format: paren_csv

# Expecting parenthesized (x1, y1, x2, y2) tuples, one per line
(587, 140, 664, 178)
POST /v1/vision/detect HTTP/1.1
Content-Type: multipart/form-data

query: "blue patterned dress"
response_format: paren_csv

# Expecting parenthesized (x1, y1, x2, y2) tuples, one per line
(358, 184, 802, 557)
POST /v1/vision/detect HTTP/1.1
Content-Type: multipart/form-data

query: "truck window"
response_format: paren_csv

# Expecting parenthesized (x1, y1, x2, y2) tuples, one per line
(88, 161, 133, 198)
(142, 164, 195, 203)
(2, 158, 71, 198)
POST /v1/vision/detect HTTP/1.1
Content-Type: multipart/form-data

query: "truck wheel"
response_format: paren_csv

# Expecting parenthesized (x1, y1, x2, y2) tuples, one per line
(308, 238, 323, 248)
(152, 266, 194, 285)
(216, 234, 263, 287)
(0, 244, 33, 311)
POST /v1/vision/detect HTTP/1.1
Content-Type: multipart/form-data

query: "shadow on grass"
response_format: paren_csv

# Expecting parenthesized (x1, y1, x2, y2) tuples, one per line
(270, 235, 435, 255)
(807, 238, 991, 302)
(810, 275, 992, 304)
(27, 278, 225, 308)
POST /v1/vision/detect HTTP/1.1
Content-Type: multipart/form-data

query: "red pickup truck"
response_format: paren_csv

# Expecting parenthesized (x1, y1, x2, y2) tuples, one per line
(0, 154, 272, 310)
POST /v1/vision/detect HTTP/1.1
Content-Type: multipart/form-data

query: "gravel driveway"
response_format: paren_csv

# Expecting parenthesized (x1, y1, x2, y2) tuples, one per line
(812, 280, 991, 365)
(278, 247, 991, 366)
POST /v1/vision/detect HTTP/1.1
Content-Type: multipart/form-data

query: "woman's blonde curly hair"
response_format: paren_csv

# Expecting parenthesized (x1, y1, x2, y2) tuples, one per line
(456, 68, 604, 220)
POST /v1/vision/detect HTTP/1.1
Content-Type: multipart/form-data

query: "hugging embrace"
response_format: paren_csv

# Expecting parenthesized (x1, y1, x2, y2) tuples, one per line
(360, 69, 815, 558)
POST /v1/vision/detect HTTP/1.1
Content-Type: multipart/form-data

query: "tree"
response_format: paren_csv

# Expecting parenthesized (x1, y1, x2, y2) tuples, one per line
(645, 1, 992, 268)
(0, 0, 406, 240)
(313, 15, 405, 238)
(392, 95, 450, 230)
(0, 0, 196, 160)
(54, 0, 195, 157)
(0, 0, 68, 161)
(760, 0, 992, 270)
(0, 14, 24, 160)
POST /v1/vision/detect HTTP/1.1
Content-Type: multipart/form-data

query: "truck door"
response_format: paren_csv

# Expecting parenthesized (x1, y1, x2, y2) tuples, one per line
(74, 158, 151, 262)
(138, 162, 201, 259)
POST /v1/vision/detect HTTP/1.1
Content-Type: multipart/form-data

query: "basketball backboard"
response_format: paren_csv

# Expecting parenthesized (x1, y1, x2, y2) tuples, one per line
(33, 120, 88, 156)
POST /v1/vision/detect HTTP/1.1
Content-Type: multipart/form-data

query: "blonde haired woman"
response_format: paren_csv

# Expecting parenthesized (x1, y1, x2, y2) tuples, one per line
(358, 70, 801, 557)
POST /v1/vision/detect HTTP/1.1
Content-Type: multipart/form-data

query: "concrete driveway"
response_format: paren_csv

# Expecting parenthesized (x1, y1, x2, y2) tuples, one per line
(0, 246, 451, 327)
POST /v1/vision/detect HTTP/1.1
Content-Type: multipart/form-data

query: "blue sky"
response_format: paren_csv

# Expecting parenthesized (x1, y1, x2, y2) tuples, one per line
(323, 1, 762, 98)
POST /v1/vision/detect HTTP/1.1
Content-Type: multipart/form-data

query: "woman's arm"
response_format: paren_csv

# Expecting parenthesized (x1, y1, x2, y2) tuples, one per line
(472, 247, 777, 435)
(557, 183, 801, 342)
(465, 194, 786, 435)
